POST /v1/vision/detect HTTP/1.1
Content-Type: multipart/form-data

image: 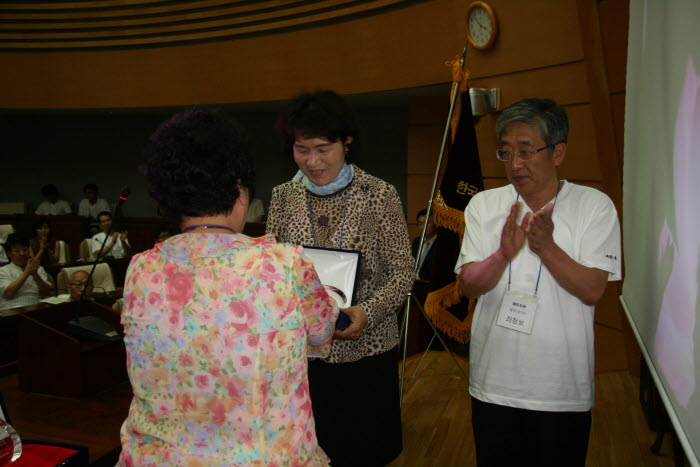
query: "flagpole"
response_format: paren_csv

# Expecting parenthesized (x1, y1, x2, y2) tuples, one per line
(399, 44, 468, 406)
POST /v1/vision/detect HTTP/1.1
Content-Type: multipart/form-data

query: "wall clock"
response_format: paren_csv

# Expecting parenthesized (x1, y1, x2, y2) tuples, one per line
(466, 1, 498, 50)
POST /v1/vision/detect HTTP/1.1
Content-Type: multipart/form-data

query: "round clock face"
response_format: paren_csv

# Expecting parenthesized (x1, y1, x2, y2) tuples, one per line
(467, 4, 495, 49)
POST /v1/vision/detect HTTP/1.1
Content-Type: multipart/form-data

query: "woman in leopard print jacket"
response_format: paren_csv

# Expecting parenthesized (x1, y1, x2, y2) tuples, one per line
(267, 90, 414, 467)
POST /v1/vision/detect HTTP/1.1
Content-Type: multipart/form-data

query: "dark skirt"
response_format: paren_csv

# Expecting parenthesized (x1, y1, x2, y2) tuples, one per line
(308, 347, 403, 467)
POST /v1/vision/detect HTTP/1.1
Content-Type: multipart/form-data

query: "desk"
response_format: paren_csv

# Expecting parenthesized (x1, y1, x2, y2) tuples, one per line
(0, 298, 121, 378)
(0, 303, 52, 376)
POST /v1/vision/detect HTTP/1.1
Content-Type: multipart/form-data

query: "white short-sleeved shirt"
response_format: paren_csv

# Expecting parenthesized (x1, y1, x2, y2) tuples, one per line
(0, 262, 50, 310)
(92, 232, 130, 259)
(454, 181, 621, 412)
(245, 198, 265, 223)
(78, 198, 111, 219)
(35, 200, 72, 215)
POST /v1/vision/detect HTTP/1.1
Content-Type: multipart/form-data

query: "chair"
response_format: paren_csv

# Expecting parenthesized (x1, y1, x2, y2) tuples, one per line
(56, 263, 115, 295)
(57, 240, 70, 265)
(0, 224, 15, 243)
(79, 238, 94, 261)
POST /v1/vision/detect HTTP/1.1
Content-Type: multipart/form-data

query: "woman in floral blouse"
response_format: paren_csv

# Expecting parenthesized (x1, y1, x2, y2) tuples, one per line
(267, 91, 414, 467)
(118, 108, 338, 466)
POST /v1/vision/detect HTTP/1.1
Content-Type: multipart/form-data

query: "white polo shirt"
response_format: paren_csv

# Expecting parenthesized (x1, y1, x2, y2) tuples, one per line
(0, 262, 50, 310)
(454, 181, 621, 412)
(35, 200, 72, 215)
(92, 232, 130, 259)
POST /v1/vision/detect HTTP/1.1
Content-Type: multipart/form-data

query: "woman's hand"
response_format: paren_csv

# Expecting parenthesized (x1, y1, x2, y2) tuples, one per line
(334, 305, 368, 340)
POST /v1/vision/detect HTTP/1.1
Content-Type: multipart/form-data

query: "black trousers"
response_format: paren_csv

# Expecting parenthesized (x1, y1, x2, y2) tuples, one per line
(308, 348, 403, 467)
(471, 397, 592, 467)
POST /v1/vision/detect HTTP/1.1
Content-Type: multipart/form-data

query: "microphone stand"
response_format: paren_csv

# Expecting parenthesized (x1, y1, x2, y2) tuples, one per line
(66, 188, 130, 342)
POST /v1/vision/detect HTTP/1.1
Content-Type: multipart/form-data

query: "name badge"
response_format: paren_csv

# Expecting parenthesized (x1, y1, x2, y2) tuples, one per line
(496, 290, 538, 334)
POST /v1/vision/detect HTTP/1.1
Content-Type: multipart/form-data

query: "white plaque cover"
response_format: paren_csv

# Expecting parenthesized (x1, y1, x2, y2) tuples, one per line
(301, 246, 361, 308)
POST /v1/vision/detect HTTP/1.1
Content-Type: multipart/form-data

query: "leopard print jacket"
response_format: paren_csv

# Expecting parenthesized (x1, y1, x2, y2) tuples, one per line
(267, 165, 415, 363)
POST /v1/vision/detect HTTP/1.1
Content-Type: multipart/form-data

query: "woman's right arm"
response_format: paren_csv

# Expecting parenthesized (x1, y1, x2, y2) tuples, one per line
(293, 250, 338, 358)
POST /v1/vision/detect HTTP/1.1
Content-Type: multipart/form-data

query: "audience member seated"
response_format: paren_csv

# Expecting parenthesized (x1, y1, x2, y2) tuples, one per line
(34, 184, 72, 216)
(78, 183, 111, 220)
(0, 234, 54, 310)
(412, 208, 437, 281)
(67, 270, 93, 300)
(29, 218, 61, 265)
(91, 211, 131, 260)
(153, 225, 175, 245)
(245, 186, 265, 223)
(51, 270, 94, 303)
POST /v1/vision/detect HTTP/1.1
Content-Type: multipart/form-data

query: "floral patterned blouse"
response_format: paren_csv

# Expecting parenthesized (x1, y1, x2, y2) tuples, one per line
(118, 233, 337, 466)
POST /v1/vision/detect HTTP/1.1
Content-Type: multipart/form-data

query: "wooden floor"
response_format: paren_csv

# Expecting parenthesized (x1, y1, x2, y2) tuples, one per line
(0, 373, 131, 464)
(0, 351, 677, 466)
(390, 351, 676, 467)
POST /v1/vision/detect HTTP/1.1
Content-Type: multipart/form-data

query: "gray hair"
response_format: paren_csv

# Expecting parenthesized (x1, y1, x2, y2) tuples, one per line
(495, 98, 569, 147)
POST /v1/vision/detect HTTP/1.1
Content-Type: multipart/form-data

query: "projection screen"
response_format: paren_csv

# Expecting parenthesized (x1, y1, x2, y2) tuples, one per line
(621, 1, 700, 465)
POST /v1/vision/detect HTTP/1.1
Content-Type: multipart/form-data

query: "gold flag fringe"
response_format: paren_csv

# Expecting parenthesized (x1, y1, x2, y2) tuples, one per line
(432, 191, 465, 237)
(425, 192, 474, 344)
(424, 279, 474, 344)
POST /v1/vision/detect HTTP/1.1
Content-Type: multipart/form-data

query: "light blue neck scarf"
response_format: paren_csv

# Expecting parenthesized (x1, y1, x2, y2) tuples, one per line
(296, 163, 354, 196)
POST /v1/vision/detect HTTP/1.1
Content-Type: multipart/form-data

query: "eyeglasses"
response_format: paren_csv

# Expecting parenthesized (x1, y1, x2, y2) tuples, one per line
(496, 145, 553, 162)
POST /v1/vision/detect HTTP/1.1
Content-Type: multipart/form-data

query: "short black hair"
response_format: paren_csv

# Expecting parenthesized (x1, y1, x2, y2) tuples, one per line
(41, 184, 58, 197)
(496, 98, 569, 148)
(83, 183, 98, 193)
(97, 211, 112, 221)
(3, 233, 29, 254)
(31, 217, 52, 238)
(416, 209, 428, 221)
(142, 107, 255, 221)
(276, 90, 360, 162)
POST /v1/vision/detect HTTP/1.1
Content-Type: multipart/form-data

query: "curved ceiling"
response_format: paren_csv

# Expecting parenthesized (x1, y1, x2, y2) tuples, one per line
(0, 0, 430, 51)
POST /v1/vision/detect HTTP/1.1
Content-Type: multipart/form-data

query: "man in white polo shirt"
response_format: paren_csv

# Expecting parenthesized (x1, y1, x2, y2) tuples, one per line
(455, 98, 621, 466)
(0, 234, 54, 310)
(91, 211, 131, 260)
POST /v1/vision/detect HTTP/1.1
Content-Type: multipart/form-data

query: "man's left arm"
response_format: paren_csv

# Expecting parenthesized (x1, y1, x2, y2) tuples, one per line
(527, 204, 611, 306)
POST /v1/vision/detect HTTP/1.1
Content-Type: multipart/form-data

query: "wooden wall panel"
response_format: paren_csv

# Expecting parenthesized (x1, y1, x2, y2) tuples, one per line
(407, 174, 435, 232)
(595, 324, 628, 372)
(408, 126, 448, 174)
(596, 285, 625, 329)
(470, 61, 590, 107)
(598, 0, 630, 94)
(559, 104, 602, 181)
(0, 0, 591, 110)
(0, 1, 465, 109)
(407, 96, 449, 126)
(611, 92, 626, 158)
(462, 0, 584, 78)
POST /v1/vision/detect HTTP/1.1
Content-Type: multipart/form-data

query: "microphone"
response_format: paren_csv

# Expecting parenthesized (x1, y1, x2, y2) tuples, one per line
(114, 186, 130, 219)
(65, 187, 131, 342)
